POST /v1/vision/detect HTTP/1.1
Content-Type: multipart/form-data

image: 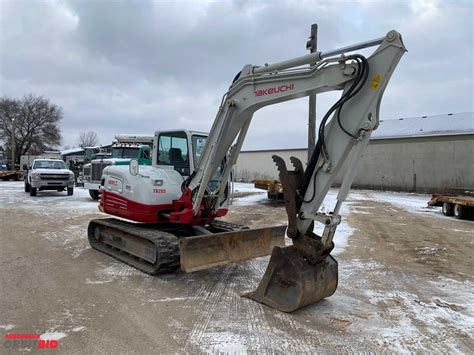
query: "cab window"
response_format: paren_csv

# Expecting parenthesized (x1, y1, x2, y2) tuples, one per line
(192, 135, 207, 167)
(141, 148, 150, 160)
(157, 132, 189, 175)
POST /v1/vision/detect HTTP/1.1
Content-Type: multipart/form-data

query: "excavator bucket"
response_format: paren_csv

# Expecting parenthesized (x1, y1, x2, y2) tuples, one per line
(244, 155, 338, 312)
(244, 245, 338, 312)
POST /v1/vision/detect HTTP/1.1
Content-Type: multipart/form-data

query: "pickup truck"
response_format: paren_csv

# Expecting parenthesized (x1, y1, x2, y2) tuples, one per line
(25, 159, 75, 196)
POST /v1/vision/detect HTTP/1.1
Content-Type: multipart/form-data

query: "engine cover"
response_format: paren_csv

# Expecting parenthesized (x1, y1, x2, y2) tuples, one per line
(100, 165, 184, 223)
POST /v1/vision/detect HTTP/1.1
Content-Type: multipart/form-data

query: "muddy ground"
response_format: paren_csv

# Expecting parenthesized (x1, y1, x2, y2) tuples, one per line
(0, 182, 472, 353)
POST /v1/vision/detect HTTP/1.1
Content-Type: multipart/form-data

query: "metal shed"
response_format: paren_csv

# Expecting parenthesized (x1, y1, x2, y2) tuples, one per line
(235, 112, 474, 193)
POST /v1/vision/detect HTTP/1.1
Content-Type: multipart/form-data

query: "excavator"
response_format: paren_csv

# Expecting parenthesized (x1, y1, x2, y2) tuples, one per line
(88, 30, 406, 312)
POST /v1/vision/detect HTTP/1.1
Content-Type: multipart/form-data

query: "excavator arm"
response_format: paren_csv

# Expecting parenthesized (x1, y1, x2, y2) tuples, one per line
(172, 30, 406, 229)
(175, 30, 406, 312)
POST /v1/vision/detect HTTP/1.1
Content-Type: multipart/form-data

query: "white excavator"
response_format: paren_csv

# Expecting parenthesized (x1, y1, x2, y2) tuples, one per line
(88, 30, 406, 312)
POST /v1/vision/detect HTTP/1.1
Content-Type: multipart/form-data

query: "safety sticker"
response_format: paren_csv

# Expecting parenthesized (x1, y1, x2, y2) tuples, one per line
(370, 74, 382, 90)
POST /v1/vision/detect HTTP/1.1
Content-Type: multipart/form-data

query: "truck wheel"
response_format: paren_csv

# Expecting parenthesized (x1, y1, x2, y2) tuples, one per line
(67, 187, 74, 196)
(89, 190, 100, 200)
(453, 204, 466, 219)
(30, 187, 37, 196)
(442, 202, 454, 216)
(24, 181, 30, 192)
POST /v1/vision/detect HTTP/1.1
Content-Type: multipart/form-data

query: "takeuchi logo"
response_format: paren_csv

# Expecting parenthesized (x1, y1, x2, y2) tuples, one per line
(254, 83, 295, 97)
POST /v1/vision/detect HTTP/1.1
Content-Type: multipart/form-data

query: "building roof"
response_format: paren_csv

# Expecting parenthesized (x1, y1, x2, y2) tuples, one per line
(372, 111, 474, 140)
(61, 147, 84, 155)
(241, 111, 473, 153)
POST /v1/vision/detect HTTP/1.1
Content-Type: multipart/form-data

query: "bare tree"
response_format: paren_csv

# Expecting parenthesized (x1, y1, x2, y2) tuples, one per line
(77, 131, 98, 148)
(0, 94, 62, 163)
(238, 169, 252, 182)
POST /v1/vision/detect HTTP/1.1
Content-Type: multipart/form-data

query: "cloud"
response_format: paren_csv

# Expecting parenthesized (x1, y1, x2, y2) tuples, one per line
(0, 0, 472, 150)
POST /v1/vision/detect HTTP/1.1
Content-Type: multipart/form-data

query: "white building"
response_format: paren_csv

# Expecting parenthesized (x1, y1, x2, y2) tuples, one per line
(235, 112, 474, 193)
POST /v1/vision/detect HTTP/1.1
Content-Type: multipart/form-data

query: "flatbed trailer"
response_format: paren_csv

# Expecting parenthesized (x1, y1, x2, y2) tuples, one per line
(0, 170, 24, 181)
(428, 193, 474, 220)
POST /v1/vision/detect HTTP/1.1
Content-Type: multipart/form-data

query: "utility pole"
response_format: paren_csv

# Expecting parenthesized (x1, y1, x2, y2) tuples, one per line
(11, 118, 15, 169)
(306, 23, 318, 162)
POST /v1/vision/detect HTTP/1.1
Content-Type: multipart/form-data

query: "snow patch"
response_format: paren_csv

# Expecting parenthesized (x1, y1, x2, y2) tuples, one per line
(452, 228, 472, 233)
(352, 190, 437, 217)
(232, 186, 358, 254)
(86, 262, 144, 284)
(205, 331, 248, 353)
(363, 277, 474, 352)
(0, 181, 102, 218)
(85, 279, 111, 285)
(415, 245, 446, 255)
(40, 332, 67, 341)
(233, 182, 263, 193)
(232, 191, 267, 206)
(0, 324, 15, 331)
(352, 210, 372, 215)
(147, 297, 189, 302)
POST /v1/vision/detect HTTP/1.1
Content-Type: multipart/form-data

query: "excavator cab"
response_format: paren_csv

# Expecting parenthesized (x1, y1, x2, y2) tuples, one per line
(154, 130, 225, 190)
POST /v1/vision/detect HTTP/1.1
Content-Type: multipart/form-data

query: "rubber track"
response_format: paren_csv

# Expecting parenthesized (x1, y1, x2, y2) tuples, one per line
(88, 218, 180, 275)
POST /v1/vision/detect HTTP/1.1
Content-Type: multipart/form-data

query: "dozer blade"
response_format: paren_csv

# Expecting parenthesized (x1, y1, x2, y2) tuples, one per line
(244, 245, 338, 312)
(180, 225, 286, 272)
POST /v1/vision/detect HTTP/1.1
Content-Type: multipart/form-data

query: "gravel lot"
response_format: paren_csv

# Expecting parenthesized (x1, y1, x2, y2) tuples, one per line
(0, 181, 472, 353)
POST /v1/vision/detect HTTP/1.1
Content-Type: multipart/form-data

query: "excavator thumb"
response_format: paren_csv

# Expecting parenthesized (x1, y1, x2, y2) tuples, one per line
(244, 245, 337, 312)
(244, 155, 338, 312)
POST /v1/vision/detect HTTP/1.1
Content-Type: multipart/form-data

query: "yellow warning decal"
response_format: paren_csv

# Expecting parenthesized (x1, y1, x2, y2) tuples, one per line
(370, 74, 382, 91)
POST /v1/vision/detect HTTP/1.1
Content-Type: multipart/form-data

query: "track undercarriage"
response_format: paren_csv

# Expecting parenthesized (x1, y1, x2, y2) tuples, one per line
(88, 218, 286, 275)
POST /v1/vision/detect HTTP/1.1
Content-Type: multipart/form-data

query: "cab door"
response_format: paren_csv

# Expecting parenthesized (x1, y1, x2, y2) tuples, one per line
(155, 131, 191, 176)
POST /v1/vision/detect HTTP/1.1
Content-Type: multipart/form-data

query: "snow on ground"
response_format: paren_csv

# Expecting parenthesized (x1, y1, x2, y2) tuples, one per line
(39, 332, 67, 341)
(231, 183, 454, 220)
(351, 189, 474, 224)
(233, 182, 266, 194)
(0, 181, 440, 221)
(0, 181, 465, 261)
(0, 325, 15, 331)
(1, 181, 472, 352)
(0, 181, 101, 217)
(231, 183, 355, 255)
(229, 183, 470, 255)
(232, 191, 267, 206)
(353, 190, 435, 215)
(232, 182, 267, 206)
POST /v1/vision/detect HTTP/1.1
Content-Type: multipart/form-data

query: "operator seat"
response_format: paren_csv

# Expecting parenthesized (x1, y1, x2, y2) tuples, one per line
(169, 148, 185, 165)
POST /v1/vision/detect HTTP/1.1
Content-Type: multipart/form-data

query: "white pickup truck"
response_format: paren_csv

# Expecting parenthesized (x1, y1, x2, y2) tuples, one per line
(25, 159, 75, 196)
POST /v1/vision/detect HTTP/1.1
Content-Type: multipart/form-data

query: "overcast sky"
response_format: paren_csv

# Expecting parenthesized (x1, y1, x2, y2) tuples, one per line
(1, 0, 473, 150)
